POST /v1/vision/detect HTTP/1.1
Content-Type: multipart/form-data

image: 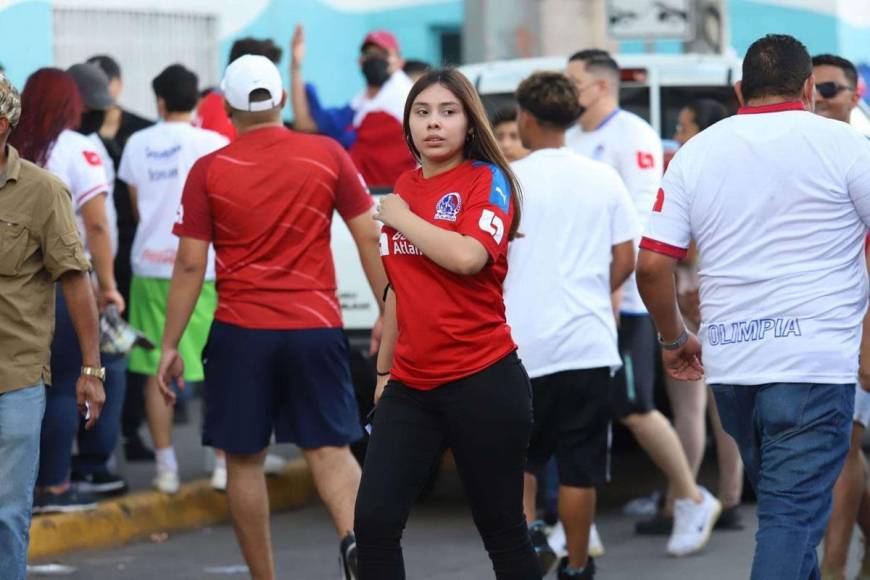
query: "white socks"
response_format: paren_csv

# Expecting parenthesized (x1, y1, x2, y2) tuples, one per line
(155, 447, 178, 473)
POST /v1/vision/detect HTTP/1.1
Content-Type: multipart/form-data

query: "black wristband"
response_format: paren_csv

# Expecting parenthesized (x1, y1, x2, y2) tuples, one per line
(376, 370, 391, 377)
(382, 282, 392, 303)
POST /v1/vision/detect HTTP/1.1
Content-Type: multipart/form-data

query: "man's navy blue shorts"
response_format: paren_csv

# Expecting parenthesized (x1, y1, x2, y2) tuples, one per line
(202, 321, 363, 454)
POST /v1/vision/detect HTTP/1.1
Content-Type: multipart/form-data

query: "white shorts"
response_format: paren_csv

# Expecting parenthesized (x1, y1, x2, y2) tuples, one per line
(854, 384, 870, 429)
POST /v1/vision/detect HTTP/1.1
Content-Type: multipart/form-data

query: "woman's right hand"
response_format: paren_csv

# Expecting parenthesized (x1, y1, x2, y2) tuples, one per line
(374, 374, 390, 405)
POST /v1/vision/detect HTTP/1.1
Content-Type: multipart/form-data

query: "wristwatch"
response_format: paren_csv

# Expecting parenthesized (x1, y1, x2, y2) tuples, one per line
(658, 328, 689, 351)
(81, 366, 107, 381)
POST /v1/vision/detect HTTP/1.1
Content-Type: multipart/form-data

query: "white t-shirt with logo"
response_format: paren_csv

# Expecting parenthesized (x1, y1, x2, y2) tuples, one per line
(642, 103, 870, 385)
(566, 109, 663, 315)
(118, 121, 227, 280)
(504, 147, 640, 378)
(45, 129, 112, 256)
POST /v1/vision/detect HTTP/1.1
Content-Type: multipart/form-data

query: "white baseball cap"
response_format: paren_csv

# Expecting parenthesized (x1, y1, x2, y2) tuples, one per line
(221, 54, 283, 112)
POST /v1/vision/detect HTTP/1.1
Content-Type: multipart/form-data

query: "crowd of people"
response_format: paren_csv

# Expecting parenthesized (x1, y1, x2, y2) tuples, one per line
(0, 22, 868, 580)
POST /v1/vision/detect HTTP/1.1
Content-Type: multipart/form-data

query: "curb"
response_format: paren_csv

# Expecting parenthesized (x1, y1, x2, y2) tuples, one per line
(28, 458, 316, 560)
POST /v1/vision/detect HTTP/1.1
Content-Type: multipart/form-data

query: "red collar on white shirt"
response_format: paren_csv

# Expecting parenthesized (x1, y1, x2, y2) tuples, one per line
(737, 101, 806, 115)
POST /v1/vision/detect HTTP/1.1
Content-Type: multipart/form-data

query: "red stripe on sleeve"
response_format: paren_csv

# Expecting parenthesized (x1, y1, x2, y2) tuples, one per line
(639, 237, 688, 259)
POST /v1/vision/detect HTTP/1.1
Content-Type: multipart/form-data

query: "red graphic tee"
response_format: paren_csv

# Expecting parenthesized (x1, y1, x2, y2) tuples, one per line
(381, 160, 517, 389)
(173, 126, 373, 329)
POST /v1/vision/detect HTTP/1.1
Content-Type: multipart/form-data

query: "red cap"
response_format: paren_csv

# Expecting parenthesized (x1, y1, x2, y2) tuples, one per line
(362, 30, 400, 53)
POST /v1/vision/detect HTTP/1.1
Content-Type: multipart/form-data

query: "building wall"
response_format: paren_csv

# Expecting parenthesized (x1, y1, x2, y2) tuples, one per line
(0, 0, 461, 112)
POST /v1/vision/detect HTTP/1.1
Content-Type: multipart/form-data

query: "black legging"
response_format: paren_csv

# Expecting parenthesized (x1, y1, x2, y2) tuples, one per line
(354, 352, 542, 580)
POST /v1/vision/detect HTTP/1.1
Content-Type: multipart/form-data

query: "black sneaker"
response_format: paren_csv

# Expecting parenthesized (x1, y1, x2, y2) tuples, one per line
(124, 437, 156, 462)
(714, 505, 745, 531)
(634, 512, 674, 535)
(339, 532, 358, 580)
(557, 556, 595, 579)
(529, 521, 557, 576)
(72, 471, 129, 496)
(33, 488, 99, 514)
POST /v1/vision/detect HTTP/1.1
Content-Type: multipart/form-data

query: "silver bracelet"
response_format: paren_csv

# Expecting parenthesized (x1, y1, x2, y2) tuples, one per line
(658, 328, 689, 351)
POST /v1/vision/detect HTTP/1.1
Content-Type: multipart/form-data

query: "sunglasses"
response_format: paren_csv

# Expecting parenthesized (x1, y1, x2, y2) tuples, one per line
(815, 81, 854, 99)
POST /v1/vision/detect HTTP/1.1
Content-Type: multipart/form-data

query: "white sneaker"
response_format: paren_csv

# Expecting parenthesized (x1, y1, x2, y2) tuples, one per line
(211, 465, 227, 491)
(588, 523, 605, 558)
(153, 468, 180, 494)
(667, 487, 721, 557)
(547, 521, 567, 558)
(622, 491, 661, 517)
(263, 453, 287, 475)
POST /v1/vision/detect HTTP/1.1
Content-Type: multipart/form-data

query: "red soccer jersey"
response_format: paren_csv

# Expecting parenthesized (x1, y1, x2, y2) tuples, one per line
(381, 160, 517, 389)
(195, 91, 237, 142)
(173, 126, 373, 329)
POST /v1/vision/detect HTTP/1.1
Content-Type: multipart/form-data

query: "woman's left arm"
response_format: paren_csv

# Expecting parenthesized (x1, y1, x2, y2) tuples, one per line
(375, 194, 489, 275)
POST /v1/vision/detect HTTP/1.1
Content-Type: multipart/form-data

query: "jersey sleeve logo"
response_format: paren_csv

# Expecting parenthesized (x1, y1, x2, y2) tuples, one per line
(636, 151, 655, 170)
(434, 192, 462, 222)
(653, 188, 665, 212)
(479, 209, 504, 245)
(82, 150, 102, 166)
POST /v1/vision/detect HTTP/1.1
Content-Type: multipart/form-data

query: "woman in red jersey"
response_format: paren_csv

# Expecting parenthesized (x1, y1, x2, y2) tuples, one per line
(353, 69, 541, 580)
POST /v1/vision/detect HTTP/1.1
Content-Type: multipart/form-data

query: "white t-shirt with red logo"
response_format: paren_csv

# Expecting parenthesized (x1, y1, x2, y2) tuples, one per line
(119, 121, 228, 280)
(505, 148, 640, 378)
(642, 101, 870, 385)
(566, 109, 663, 315)
(45, 129, 112, 256)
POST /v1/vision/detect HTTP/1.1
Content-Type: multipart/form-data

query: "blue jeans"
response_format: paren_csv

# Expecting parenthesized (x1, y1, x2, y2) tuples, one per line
(73, 353, 127, 476)
(0, 383, 47, 580)
(711, 383, 852, 580)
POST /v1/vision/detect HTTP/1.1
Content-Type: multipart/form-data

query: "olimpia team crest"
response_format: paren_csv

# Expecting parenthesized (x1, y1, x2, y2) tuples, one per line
(434, 192, 462, 222)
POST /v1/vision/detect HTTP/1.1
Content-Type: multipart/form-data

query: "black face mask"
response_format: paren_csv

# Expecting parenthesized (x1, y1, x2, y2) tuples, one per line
(361, 57, 391, 88)
(77, 110, 106, 136)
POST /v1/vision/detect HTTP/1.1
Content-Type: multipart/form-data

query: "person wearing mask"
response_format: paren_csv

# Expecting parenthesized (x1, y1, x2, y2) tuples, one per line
(10, 68, 123, 513)
(195, 38, 283, 142)
(118, 64, 228, 494)
(491, 107, 530, 162)
(565, 49, 716, 554)
(66, 62, 130, 496)
(811, 54, 870, 580)
(354, 68, 541, 580)
(158, 55, 387, 580)
(86, 54, 155, 463)
(505, 71, 639, 579)
(0, 71, 104, 580)
(637, 34, 870, 578)
(291, 25, 416, 188)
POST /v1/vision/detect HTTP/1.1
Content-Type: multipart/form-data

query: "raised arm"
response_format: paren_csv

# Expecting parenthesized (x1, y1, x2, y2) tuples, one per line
(290, 24, 319, 133)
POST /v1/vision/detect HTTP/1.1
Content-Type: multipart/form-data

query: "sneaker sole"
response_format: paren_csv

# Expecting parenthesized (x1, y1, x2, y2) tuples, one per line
(75, 481, 127, 493)
(668, 499, 722, 557)
(35, 503, 99, 514)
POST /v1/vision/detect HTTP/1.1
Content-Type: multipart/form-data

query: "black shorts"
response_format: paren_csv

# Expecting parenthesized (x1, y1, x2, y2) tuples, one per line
(526, 367, 612, 488)
(202, 321, 363, 455)
(609, 314, 658, 419)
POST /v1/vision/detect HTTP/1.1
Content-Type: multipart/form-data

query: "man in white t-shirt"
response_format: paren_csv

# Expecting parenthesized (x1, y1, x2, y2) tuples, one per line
(118, 64, 228, 494)
(565, 49, 704, 539)
(637, 34, 870, 578)
(812, 53, 870, 580)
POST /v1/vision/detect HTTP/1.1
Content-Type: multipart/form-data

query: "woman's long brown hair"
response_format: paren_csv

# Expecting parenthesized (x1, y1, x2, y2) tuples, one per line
(402, 68, 522, 241)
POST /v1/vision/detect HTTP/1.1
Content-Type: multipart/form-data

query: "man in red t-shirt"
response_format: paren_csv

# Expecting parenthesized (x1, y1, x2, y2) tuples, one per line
(157, 55, 387, 580)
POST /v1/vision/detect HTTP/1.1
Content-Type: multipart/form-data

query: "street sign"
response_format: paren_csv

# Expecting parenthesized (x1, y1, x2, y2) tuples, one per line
(606, 0, 694, 40)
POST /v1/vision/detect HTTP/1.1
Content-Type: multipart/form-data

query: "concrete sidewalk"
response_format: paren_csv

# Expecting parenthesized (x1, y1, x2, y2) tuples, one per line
(28, 398, 311, 560)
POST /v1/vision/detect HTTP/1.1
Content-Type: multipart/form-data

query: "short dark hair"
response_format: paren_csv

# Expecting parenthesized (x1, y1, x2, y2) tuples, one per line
(568, 49, 620, 78)
(812, 53, 858, 88)
(228, 38, 283, 66)
(490, 106, 517, 128)
(685, 99, 729, 131)
(515, 71, 583, 129)
(87, 54, 121, 81)
(403, 59, 431, 77)
(152, 64, 198, 113)
(741, 34, 812, 101)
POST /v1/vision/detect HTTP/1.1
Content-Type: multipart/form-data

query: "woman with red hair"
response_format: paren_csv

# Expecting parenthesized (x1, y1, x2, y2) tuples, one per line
(9, 68, 123, 513)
